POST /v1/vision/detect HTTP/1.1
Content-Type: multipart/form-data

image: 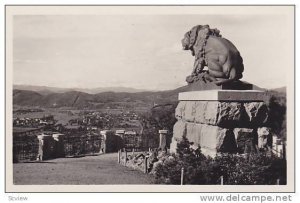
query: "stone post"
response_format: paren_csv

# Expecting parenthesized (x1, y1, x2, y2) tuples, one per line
(144, 156, 148, 173)
(116, 129, 125, 139)
(180, 167, 184, 185)
(159, 130, 168, 150)
(37, 134, 53, 160)
(100, 130, 107, 153)
(257, 127, 271, 149)
(118, 149, 121, 164)
(52, 133, 65, 158)
(124, 150, 127, 166)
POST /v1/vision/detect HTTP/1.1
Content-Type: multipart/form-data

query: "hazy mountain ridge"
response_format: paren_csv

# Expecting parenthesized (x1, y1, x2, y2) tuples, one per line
(13, 88, 183, 108)
(13, 84, 150, 95)
(13, 85, 286, 109)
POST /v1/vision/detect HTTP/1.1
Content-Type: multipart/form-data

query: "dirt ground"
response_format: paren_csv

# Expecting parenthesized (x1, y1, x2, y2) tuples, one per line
(13, 153, 155, 185)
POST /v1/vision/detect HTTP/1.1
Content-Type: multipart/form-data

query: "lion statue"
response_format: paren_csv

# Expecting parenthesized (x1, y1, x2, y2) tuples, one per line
(182, 25, 244, 86)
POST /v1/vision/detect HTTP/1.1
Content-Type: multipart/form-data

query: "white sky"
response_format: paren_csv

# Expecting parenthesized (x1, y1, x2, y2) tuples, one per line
(13, 14, 291, 90)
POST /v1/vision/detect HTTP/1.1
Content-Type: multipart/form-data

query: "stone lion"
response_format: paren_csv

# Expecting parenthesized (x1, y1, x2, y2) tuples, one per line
(182, 25, 244, 85)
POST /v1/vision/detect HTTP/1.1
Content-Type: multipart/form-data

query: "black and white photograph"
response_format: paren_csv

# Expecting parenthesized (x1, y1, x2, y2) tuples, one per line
(5, 5, 295, 193)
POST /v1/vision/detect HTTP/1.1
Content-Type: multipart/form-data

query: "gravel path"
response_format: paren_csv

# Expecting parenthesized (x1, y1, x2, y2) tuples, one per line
(13, 153, 155, 185)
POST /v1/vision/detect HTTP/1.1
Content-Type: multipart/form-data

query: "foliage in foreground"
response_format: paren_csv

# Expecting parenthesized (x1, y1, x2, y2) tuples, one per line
(153, 137, 286, 185)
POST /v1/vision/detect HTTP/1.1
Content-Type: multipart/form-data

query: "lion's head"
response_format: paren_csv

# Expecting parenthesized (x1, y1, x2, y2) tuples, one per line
(181, 25, 221, 54)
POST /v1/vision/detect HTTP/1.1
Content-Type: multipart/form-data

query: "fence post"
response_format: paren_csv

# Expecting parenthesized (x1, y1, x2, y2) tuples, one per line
(220, 176, 224, 185)
(124, 150, 127, 166)
(132, 148, 135, 156)
(277, 179, 280, 185)
(181, 167, 184, 185)
(118, 149, 121, 164)
(144, 157, 148, 173)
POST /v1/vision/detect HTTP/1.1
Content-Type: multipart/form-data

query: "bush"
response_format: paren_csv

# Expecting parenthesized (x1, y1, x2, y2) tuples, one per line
(153, 137, 220, 184)
(153, 137, 286, 185)
(214, 153, 286, 185)
(267, 91, 286, 139)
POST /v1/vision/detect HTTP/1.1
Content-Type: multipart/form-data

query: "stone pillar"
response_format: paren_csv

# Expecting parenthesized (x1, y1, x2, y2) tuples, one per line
(52, 133, 65, 158)
(257, 127, 271, 149)
(171, 90, 269, 157)
(124, 150, 127, 166)
(118, 149, 121, 163)
(144, 156, 148, 174)
(100, 130, 107, 153)
(158, 130, 168, 150)
(37, 134, 53, 160)
(116, 130, 125, 139)
(116, 129, 125, 150)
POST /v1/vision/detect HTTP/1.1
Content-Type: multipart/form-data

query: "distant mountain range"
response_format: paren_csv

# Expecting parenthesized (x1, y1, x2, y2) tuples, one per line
(13, 84, 286, 109)
(13, 84, 150, 95)
(13, 86, 189, 108)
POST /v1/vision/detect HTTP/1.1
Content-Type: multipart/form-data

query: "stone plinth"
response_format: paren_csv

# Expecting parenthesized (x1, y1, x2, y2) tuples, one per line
(179, 90, 268, 101)
(187, 80, 253, 91)
(159, 130, 168, 150)
(170, 90, 270, 157)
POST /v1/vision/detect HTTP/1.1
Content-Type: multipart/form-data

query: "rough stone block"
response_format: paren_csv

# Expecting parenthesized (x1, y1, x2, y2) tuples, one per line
(233, 128, 253, 153)
(186, 122, 202, 145)
(173, 122, 237, 155)
(184, 101, 197, 122)
(244, 102, 268, 125)
(216, 102, 244, 126)
(175, 101, 187, 120)
(177, 101, 245, 126)
(197, 124, 236, 152)
(170, 137, 178, 153)
(195, 101, 219, 124)
(172, 120, 187, 140)
(172, 90, 270, 156)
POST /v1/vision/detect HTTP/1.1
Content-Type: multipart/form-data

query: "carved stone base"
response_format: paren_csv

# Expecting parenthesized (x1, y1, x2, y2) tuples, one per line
(170, 90, 271, 157)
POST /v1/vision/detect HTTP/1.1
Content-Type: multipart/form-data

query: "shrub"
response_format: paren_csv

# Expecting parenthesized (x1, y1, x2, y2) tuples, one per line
(267, 92, 286, 139)
(214, 153, 286, 185)
(153, 137, 286, 185)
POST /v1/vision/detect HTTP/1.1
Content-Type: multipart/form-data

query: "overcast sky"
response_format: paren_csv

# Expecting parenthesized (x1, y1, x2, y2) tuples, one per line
(13, 14, 291, 90)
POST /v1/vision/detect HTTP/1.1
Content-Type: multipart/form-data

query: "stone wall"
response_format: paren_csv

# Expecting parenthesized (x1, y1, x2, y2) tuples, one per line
(170, 90, 271, 157)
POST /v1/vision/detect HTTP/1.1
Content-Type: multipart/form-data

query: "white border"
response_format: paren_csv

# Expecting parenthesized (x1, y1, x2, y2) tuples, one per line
(1, 1, 294, 197)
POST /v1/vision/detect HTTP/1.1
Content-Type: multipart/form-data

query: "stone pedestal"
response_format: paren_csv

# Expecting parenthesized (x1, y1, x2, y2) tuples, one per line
(186, 80, 253, 91)
(158, 130, 168, 150)
(170, 90, 270, 157)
